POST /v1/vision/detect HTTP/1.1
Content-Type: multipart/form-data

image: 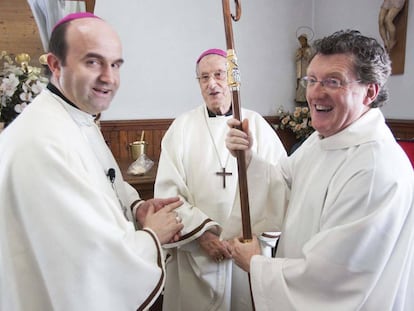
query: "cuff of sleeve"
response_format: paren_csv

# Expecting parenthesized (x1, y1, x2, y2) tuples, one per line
(142, 227, 165, 263)
(131, 199, 145, 216)
(131, 199, 145, 229)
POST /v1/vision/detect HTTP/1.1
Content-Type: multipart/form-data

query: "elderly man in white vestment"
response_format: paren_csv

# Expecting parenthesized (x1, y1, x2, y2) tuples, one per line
(226, 30, 414, 310)
(154, 49, 287, 311)
(0, 13, 184, 311)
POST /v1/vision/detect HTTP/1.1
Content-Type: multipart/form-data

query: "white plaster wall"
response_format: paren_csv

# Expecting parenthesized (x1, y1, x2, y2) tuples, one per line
(95, 0, 312, 120)
(95, 0, 412, 120)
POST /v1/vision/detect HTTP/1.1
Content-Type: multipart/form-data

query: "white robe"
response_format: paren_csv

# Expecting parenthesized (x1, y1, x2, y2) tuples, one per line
(0, 90, 165, 311)
(223, 108, 414, 310)
(154, 105, 286, 311)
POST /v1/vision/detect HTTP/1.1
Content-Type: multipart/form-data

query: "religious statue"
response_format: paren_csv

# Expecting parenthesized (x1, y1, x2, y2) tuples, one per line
(295, 32, 312, 103)
(378, 0, 406, 52)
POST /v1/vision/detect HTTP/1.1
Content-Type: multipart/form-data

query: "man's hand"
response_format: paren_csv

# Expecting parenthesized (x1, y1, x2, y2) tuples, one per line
(226, 118, 253, 165)
(198, 231, 232, 263)
(230, 235, 261, 272)
(140, 198, 184, 244)
(135, 197, 181, 225)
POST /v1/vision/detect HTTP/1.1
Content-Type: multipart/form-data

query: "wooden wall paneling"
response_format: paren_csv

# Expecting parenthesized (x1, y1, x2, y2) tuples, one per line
(387, 119, 414, 139)
(153, 129, 167, 159)
(119, 130, 130, 159)
(102, 127, 119, 159)
(110, 130, 120, 158)
(265, 116, 298, 152)
(144, 130, 154, 158)
(100, 119, 174, 161)
(101, 118, 414, 163)
(0, 0, 44, 67)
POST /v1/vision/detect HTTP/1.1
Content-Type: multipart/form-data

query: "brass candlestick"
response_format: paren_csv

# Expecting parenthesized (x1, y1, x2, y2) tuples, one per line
(15, 53, 31, 73)
(39, 54, 48, 66)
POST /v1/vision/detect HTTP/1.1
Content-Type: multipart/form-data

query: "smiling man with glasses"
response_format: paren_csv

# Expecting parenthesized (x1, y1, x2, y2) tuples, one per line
(226, 30, 414, 310)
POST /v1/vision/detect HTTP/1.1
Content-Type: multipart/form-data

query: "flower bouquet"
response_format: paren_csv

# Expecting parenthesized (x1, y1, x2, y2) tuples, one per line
(274, 106, 314, 139)
(0, 51, 48, 127)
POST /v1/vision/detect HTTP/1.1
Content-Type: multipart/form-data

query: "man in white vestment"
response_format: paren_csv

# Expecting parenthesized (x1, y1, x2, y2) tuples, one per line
(154, 49, 287, 311)
(226, 30, 414, 310)
(0, 13, 184, 311)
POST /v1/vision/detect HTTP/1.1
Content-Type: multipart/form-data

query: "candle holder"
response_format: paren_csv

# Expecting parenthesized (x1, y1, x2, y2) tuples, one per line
(15, 53, 31, 73)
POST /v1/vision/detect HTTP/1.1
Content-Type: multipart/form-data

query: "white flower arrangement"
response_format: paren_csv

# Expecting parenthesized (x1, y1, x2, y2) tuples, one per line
(275, 106, 314, 139)
(0, 51, 48, 126)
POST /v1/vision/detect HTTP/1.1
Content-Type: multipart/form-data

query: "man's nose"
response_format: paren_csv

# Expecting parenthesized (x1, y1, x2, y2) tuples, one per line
(99, 65, 116, 84)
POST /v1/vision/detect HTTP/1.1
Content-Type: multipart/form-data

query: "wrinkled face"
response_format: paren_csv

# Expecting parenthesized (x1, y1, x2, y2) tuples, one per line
(305, 53, 377, 138)
(196, 54, 231, 115)
(49, 18, 124, 115)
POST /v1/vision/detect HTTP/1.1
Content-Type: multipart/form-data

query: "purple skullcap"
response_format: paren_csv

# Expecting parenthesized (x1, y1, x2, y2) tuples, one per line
(196, 48, 227, 64)
(52, 12, 101, 33)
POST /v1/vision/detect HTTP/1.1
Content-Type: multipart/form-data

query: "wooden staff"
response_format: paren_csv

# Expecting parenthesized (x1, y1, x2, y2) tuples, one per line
(221, 0, 252, 241)
(221, 2, 256, 309)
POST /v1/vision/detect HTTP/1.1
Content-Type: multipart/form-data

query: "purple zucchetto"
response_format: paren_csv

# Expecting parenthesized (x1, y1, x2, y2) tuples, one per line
(196, 48, 227, 64)
(52, 12, 101, 33)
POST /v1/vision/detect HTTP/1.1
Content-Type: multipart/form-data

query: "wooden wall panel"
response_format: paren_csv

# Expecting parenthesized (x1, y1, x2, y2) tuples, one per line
(100, 117, 299, 162)
(100, 119, 173, 161)
(0, 0, 44, 67)
(101, 118, 414, 163)
(387, 119, 414, 139)
(265, 116, 298, 152)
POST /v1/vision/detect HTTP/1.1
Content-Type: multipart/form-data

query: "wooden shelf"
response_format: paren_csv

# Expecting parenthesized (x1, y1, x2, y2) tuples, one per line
(118, 158, 158, 200)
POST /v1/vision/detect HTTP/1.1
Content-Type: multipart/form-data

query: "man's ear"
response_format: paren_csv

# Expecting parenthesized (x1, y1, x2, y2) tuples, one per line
(47, 53, 62, 77)
(363, 83, 380, 106)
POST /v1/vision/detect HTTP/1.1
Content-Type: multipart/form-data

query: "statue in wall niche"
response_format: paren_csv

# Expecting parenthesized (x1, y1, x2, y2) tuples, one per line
(295, 27, 313, 104)
(378, 0, 406, 52)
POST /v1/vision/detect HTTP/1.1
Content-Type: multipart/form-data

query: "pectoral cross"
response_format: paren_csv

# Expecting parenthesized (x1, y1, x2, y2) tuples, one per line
(216, 167, 232, 188)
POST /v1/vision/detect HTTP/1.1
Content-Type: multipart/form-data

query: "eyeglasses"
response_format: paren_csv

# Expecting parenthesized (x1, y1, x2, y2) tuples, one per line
(197, 70, 227, 84)
(300, 76, 361, 90)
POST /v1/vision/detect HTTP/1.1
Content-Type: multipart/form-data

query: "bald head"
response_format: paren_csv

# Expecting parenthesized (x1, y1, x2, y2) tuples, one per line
(49, 13, 121, 66)
(52, 12, 101, 32)
(64, 17, 122, 63)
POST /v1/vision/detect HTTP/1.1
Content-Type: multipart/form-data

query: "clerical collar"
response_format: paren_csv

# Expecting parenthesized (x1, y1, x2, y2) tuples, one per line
(207, 107, 233, 117)
(47, 83, 80, 111)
